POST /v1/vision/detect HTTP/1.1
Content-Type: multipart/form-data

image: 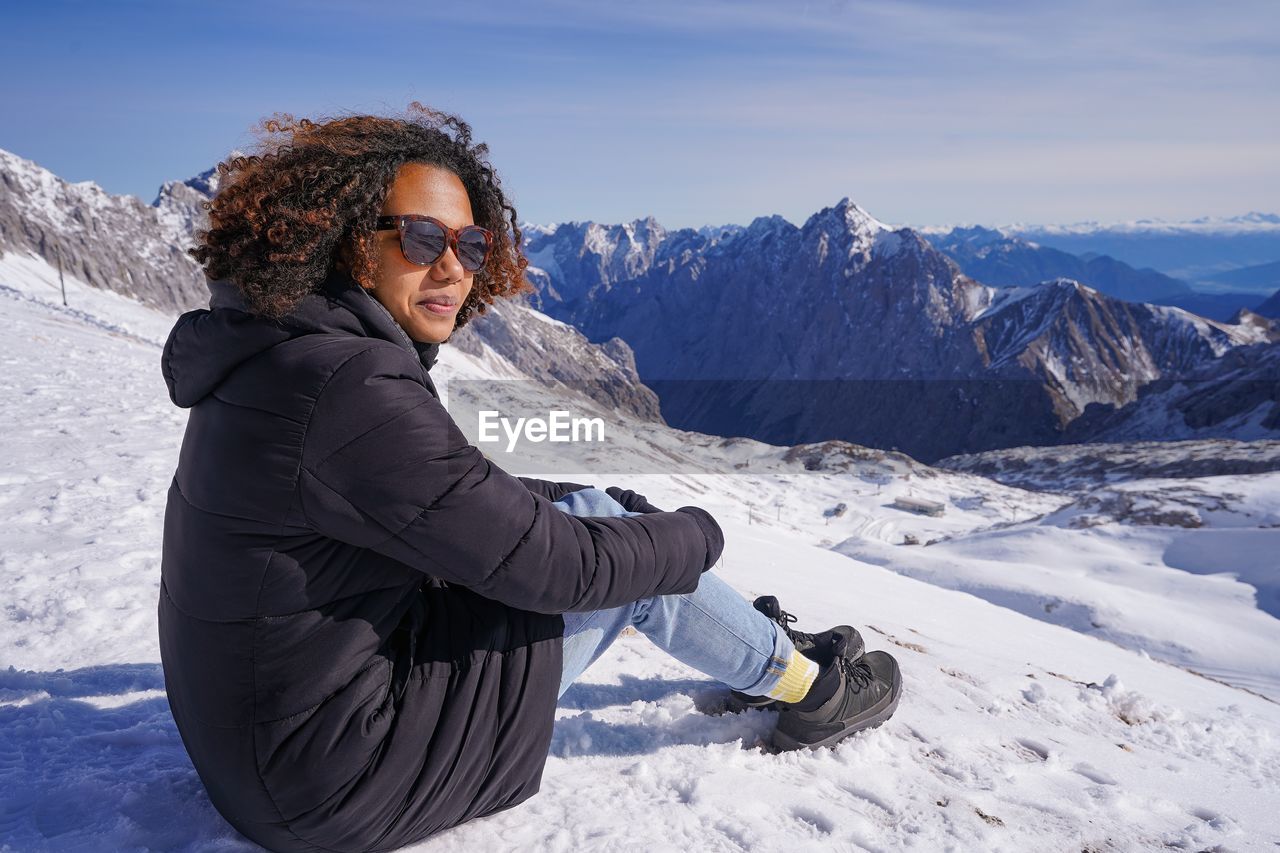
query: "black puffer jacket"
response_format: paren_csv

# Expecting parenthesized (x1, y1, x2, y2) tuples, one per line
(158, 268, 724, 852)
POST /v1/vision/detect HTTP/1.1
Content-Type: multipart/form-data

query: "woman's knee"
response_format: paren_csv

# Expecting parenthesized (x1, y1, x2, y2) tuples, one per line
(629, 589, 682, 630)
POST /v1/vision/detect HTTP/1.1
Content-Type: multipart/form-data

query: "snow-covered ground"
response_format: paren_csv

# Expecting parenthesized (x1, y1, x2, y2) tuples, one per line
(2, 255, 1279, 851)
(836, 477, 1280, 702)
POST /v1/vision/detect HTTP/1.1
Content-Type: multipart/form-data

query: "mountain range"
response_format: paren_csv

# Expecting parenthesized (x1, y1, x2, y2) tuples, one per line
(2, 146, 1277, 463)
(519, 201, 1277, 462)
(979, 213, 1280, 284)
(917, 224, 1280, 322)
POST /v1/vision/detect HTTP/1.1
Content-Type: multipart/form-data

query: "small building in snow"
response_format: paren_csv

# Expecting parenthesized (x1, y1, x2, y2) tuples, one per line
(891, 496, 946, 517)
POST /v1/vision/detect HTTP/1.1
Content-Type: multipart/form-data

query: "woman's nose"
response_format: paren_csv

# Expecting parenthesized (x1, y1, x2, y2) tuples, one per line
(430, 244, 466, 281)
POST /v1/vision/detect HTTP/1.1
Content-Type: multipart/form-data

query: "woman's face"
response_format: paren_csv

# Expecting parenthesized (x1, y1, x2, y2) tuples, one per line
(358, 162, 477, 344)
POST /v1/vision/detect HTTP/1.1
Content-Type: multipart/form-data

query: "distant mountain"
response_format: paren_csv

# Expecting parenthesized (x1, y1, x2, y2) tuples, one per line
(520, 199, 1277, 462)
(1204, 259, 1280, 292)
(971, 213, 1280, 283)
(917, 223, 1271, 321)
(0, 148, 209, 313)
(1149, 290, 1275, 323)
(152, 164, 221, 249)
(962, 212, 1280, 237)
(1063, 340, 1280, 442)
(1256, 289, 1280, 319)
(924, 225, 1191, 302)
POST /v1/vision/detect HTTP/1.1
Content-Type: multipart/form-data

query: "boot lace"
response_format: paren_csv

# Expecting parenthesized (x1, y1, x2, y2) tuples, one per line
(772, 608, 817, 648)
(840, 656, 875, 692)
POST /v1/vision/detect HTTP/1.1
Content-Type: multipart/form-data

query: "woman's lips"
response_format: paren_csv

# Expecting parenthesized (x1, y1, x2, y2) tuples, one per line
(417, 297, 457, 316)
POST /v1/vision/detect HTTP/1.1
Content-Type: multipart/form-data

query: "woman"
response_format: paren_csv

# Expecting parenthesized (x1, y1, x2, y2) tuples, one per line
(159, 102, 901, 853)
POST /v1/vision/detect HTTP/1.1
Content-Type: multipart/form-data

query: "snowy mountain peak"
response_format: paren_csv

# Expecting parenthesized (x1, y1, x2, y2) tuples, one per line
(1047, 275, 1094, 294)
(623, 214, 667, 246)
(517, 221, 558, 241)
(798, 198, 909, 267)
(0, 146, 51, 177)
(802, 197, 892, 239)
(943, 224, 1012, 248)
(838, 196, 893, 236)
(187, 167, 220, 198)
(742, 213, 798, 240)
(0, 146, 136, 230)
(696, 223, 746, 244)
(579, 217, 667, 266)
(1227, 306, 1279, 336)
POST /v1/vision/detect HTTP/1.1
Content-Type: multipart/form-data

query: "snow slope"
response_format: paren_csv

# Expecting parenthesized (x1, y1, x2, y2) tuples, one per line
(836, 476, 1280, 701)
(2, 262, 1278, 851)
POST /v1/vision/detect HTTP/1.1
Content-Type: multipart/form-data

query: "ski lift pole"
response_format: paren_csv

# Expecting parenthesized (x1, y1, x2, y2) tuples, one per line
(57, 246, 67, 307)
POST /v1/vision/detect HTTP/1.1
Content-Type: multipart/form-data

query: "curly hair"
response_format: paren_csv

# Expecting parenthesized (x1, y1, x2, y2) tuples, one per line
(189, 101, 533, 329)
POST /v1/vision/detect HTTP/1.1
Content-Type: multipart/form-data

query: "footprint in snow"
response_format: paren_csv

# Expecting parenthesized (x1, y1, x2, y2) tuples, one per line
(1072, 763, 1118, 785)
(791, 805, 834, 835)
(1006, 738, 1051, 763)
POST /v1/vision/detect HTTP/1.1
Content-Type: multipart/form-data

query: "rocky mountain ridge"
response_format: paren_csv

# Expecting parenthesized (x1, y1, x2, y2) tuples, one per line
(517, 199, 1277, 461)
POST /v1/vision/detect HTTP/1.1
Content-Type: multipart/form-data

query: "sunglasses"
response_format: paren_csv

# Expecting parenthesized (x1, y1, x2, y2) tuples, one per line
(374, 214, 494, 272)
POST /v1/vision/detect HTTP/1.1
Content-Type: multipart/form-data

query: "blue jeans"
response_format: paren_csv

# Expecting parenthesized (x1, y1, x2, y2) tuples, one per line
(550, 487, 796, 699)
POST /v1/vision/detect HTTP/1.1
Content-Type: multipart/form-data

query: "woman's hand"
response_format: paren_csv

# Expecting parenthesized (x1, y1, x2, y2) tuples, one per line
(604, 486, 664, 514)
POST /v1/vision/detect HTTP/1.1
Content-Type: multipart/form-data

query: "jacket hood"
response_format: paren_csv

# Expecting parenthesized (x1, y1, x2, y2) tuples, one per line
(161, 267, 442, 408)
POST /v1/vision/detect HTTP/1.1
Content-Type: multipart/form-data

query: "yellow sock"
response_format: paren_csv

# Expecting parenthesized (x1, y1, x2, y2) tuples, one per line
(765, 649, 820, 703)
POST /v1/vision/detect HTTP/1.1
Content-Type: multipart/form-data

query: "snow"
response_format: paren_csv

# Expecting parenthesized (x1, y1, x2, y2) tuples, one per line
(0, 252, 177, 347)
(518, 220, 559, 239)
(967, 282, 1039, 322)
(797, 199, 893, 265)
(837, 198, 892, 237)
(2, 258, 1279, 851)
(870, 229, 905, 259)
(523, 243, 566, 284)
(1146, 301, 1272, 348)
(836, 478, 1280, 700)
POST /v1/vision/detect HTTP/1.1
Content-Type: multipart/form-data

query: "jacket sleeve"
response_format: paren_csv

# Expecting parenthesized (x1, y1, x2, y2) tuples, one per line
(515, 478, 665, 515)
(516, 476, 595, 503)
(295, 345, 723, 613)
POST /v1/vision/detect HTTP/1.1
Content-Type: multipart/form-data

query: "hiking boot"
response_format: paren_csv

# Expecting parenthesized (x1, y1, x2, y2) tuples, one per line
(772, 636, 902, 751)
(723, 596, 864, 714)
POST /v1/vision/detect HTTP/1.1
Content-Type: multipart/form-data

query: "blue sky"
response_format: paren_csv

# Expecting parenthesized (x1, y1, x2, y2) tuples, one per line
(2, 0, 1277, 230)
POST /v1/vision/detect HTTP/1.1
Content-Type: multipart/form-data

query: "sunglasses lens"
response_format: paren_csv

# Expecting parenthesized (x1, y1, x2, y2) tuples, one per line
(401, 220, 447, 265)
(456, 228, 491, 271)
